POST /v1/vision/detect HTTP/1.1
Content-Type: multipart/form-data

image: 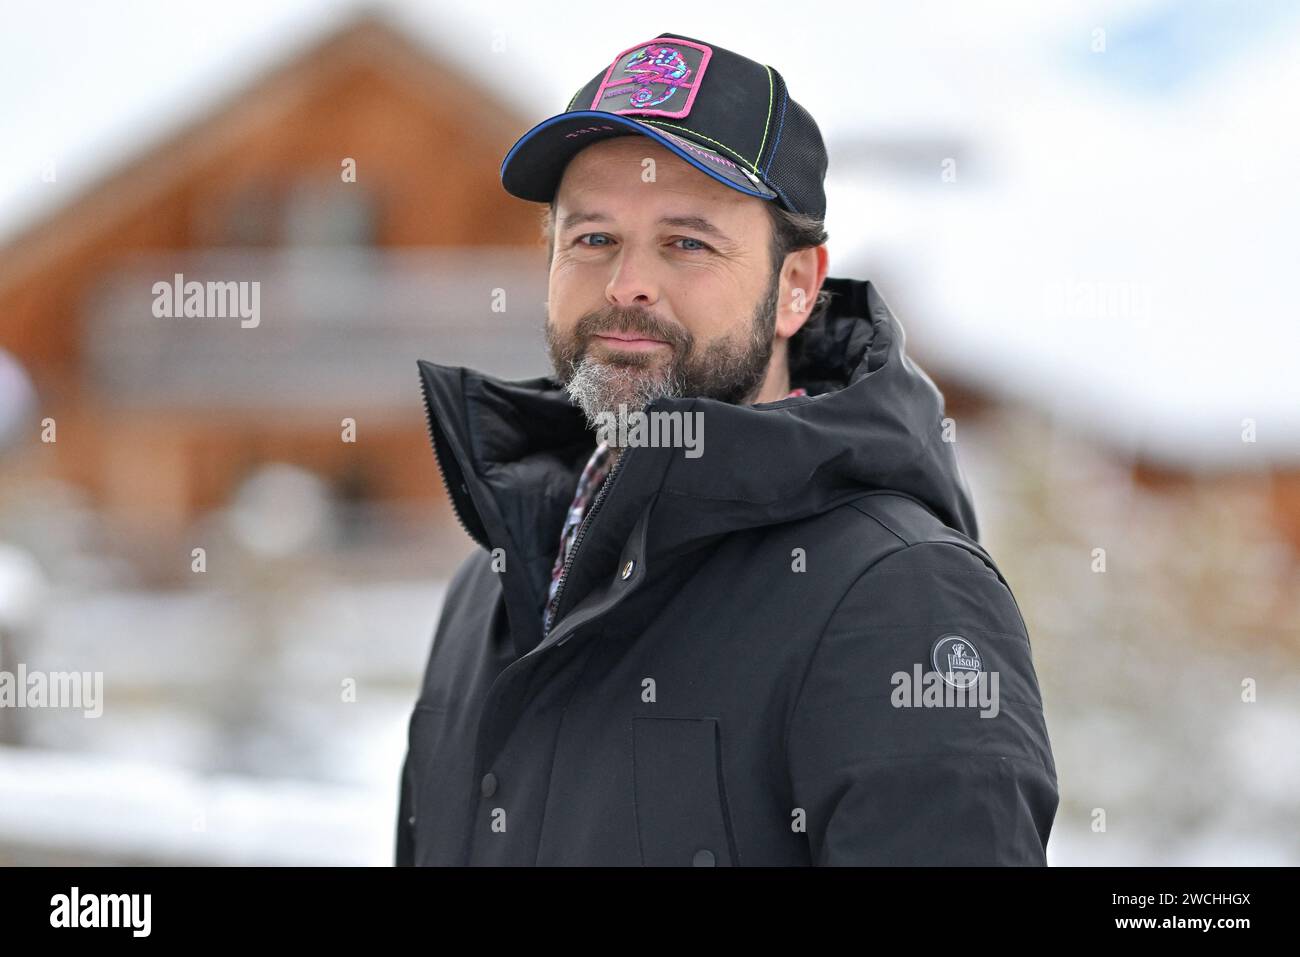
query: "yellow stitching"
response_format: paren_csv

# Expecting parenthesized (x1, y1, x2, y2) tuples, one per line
(637, 120, 759, 171)
(565, 86, 583, 111)
(756, 66, 774, 168)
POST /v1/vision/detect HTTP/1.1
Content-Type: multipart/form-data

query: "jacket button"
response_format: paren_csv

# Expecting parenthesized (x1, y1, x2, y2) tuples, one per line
(620, 559, 635, 580)
(407, 815, 416, 827)
(480, 771, 497, 797)
(692, 848, 715, 867)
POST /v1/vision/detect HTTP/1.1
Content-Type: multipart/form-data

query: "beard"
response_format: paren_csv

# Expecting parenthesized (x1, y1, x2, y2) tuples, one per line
(545, 270, 780, 443)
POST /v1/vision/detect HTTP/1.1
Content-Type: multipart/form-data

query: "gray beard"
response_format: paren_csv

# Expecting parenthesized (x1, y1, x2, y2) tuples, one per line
(562, 355, 686, 434)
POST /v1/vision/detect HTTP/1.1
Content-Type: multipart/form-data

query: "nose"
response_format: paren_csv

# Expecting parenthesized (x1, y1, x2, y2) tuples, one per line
(604, 243, 660, 310)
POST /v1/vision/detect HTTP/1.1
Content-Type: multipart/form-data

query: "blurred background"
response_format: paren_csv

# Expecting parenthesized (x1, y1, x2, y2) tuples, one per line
(0, 0, 1297, 865)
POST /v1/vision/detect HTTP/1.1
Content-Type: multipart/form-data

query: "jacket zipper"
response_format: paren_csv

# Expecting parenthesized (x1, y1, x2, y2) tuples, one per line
(418, 368, 489, 551)
(543, 446, 630, 640)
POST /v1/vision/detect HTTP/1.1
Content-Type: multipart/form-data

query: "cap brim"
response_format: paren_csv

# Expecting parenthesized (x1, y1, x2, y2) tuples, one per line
(500, 110, 779, 205)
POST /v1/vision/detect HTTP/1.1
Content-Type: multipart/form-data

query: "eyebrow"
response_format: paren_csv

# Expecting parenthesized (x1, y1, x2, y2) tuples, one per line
(557, 210, 734, 243)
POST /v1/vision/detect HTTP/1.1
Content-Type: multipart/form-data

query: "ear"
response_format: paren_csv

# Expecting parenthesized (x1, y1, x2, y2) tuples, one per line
(776, 244, 829, 340)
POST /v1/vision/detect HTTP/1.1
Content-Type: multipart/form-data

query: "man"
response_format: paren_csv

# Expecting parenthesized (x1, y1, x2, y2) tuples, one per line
(396, 32, 1058, 866)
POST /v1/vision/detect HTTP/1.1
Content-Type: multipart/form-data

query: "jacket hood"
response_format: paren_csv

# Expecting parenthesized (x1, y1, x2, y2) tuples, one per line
(417, 276, 979, 650)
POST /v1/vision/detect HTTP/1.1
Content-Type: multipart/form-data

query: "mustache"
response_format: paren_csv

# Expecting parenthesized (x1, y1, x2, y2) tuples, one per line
(576, 308, 690, 347)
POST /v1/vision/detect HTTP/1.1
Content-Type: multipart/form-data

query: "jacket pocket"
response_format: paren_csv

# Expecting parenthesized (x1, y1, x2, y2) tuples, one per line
(632, 715, 738, 866)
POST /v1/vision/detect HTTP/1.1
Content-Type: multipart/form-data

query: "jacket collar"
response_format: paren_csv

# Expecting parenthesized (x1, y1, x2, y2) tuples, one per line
(417, 276, 979, 654)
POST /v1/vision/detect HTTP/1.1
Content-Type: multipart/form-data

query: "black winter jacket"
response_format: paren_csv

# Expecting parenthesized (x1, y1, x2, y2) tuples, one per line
(396, 276, 1059, 866)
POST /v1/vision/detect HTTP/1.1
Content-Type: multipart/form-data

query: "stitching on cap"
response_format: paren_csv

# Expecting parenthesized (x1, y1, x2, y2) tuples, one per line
(763, 73, 789, 176)
(565, 86, 583, 111)
(638, 119, 760, 171)
(755, 65, 775, 169)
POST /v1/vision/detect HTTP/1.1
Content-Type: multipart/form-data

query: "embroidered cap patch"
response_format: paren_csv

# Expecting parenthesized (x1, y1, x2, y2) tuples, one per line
(590, 38, 713, 119)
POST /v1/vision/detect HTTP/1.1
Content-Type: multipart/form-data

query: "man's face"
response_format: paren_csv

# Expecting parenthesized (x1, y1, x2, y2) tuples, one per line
(544, 135, 781, 434)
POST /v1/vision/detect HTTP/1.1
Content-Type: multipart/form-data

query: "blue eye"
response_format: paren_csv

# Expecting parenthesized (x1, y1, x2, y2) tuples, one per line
(573, 234, 710, 252)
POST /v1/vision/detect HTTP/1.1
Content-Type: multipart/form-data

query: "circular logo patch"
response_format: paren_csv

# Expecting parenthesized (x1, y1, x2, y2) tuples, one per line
(931, 634, 983, 690)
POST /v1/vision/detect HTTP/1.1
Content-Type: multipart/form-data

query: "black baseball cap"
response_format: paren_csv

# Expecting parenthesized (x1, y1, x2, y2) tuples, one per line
(499, 32, 829, 220)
